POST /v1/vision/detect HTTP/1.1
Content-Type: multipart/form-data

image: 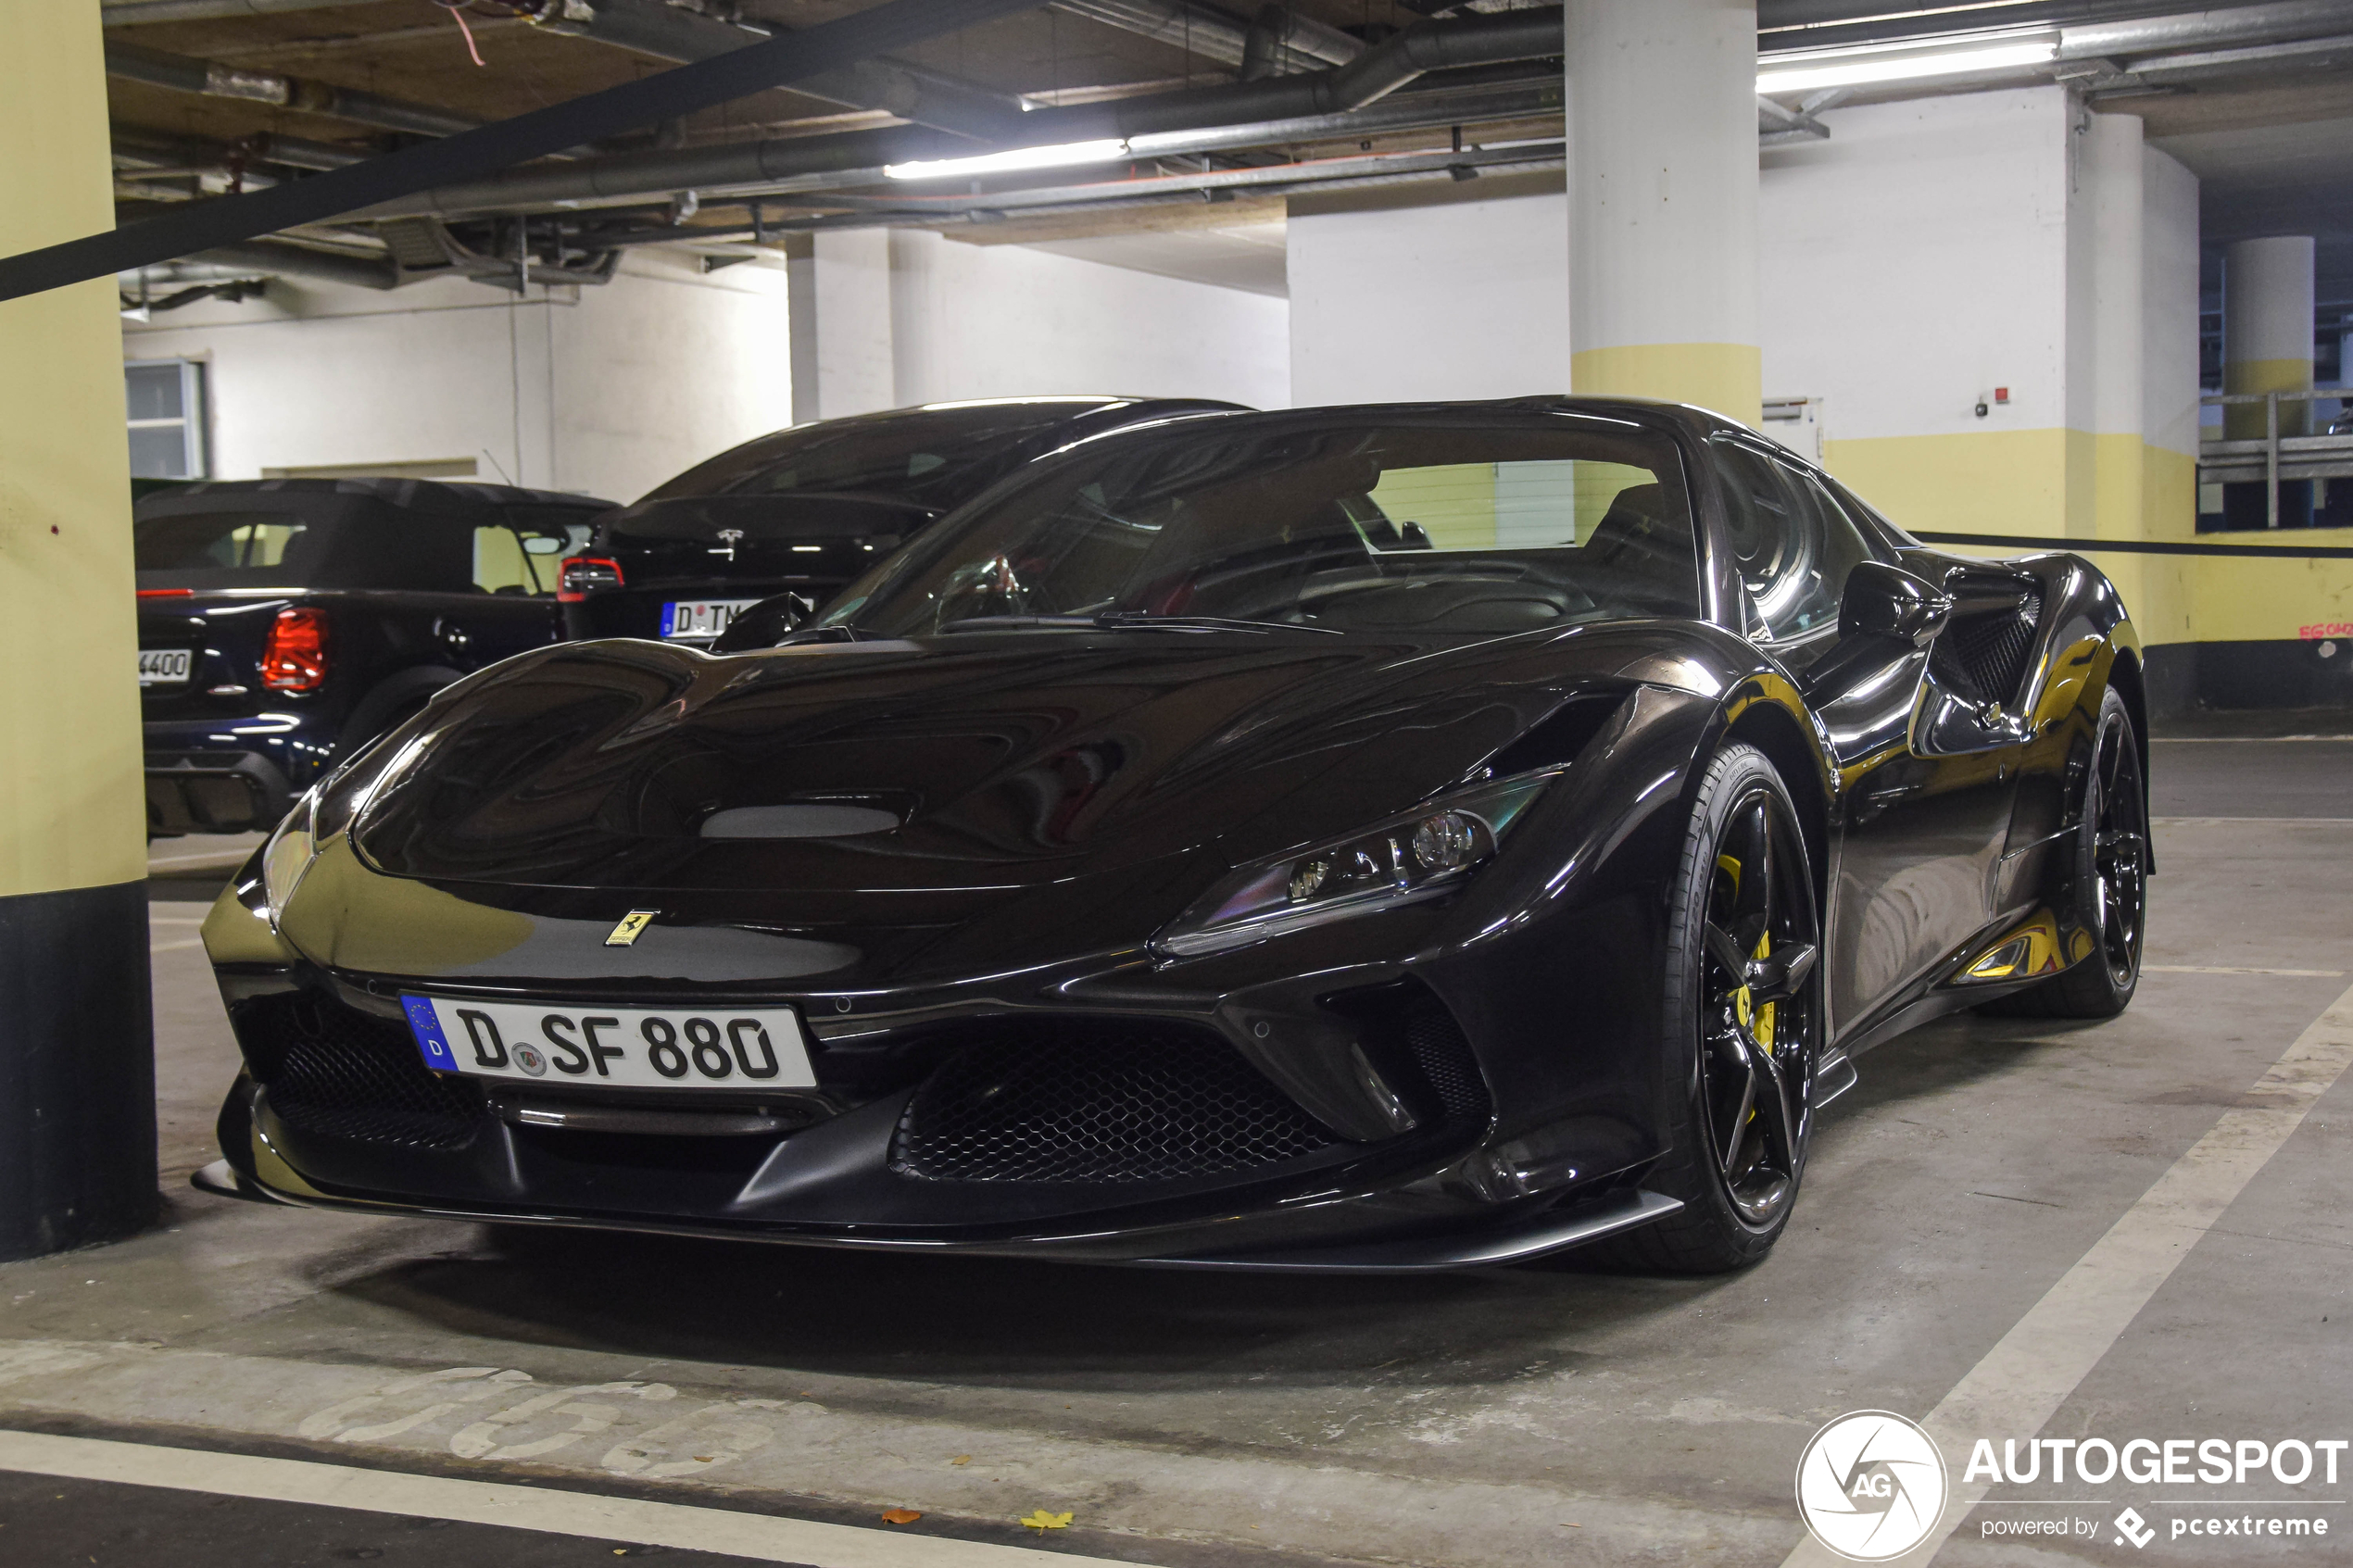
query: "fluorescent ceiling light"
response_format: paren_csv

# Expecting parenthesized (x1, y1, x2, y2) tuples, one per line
(884, 139, 1130, 182)
(1757, 36, 2057, 94)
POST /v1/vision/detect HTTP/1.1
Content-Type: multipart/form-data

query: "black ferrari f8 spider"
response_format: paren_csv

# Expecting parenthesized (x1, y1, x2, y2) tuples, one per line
(195, 398, 2149, 1273)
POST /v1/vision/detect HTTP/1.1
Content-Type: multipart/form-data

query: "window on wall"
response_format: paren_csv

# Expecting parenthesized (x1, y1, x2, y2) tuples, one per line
(125, 360, 208, 480)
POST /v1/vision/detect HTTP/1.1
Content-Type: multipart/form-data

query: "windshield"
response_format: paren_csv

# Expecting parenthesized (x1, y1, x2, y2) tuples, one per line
(135, 508, 328, 587)
(818, 414, 1701, 639)
(639, 402, 1128, 510)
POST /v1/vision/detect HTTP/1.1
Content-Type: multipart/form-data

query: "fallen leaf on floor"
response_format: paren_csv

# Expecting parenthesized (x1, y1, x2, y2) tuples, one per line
(1020, 1510, 1074, 1532)
(881, 1508, 922, 1525)
(950, 1454, 972, 1465)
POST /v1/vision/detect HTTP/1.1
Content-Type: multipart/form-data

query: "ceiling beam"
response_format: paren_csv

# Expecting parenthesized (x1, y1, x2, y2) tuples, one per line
(518, 0, 1030, 142)
(105, 42, 480, 138)
(6, 0, 1047, 299)
(1044, 1, 1364, 73)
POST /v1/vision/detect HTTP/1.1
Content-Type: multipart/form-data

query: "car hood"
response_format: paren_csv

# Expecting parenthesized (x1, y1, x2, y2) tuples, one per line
(347, 629, 1680, 903)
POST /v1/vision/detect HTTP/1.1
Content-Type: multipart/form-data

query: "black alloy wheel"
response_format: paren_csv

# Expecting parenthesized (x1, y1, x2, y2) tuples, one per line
(1697, 784, 1821, 1227)
(2086, 698, 2149, 988)
(1983, 685, 2146, 1018)
(1605, 743, 1823, 1273)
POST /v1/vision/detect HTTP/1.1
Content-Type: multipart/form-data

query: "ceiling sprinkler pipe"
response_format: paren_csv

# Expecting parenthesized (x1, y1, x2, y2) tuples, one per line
(105, 44, 481, 138)
(2057, 0, 2353, 58)
(102, 0, 377, 24)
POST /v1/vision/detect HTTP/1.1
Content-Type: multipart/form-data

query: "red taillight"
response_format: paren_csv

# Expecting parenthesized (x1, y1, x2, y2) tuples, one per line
(558, 556, 623, 603)
(137, 588, 195, 598)
(260, 607, 328, 692)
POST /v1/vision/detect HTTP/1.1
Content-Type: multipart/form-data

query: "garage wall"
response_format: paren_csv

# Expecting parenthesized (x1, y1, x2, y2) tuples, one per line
(1286, 177, 1571, 407)
(1757, 89, 2084, 534)
(121, 249, 794, 505)
(804, 229, 1290, 417)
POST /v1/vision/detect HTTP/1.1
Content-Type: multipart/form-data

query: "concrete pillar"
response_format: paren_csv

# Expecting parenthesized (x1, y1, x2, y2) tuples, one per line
(811, 229, 899, 420)
(2222, 235, 2316, 527)
(0, 6, 158, 1259)
(1565, 0, 1761, 427)
(2084, 113, 2144, 543)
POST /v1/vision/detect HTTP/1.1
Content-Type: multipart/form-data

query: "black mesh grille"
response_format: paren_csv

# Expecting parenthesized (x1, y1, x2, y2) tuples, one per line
(1940, 584, 2044, 705)
(247, 995, 484, 1150)
(893, 1023, 1342, 1184)
(1404, 1001, 1490, 1121)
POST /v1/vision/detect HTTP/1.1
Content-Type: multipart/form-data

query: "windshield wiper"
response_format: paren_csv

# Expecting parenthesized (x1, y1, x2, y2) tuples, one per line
(933, 613, 1340, 636)
(1093, 612, 1340, 635)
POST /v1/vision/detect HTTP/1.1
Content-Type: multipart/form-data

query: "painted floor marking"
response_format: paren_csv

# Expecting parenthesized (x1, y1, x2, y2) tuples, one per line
(2150, 736, 2353, 743)
(2145, 964, 2346, 977)
(0, 1429, 1123, 1568)
(2151, 816, 2353, 825)
(149, 938, 206, 953)
(1780, 976, 2353, 1567)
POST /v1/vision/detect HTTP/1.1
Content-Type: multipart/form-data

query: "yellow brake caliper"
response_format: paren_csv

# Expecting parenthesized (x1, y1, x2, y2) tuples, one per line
(1716, 851, 1775, 1143)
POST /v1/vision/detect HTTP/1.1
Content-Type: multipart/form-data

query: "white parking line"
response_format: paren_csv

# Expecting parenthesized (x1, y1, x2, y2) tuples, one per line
(1779, 977, 2353, 1567)
(2151, 817, 2353, 825)
(149, 939, 206, 953)
(2145, 964, 2346, 977)
(0, 1430, 1122, 1568)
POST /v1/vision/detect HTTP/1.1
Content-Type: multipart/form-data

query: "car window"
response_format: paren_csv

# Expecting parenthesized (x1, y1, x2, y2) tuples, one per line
(474, 519, 587, 595)
(825, 417, 1703, 637)
(640, 406, 1115, 511)
(135, 509, 315, 580)
(1713, 441, 1879, 643)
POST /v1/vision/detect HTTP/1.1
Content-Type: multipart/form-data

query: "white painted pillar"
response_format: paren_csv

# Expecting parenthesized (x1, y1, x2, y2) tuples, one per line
(2085, 113, 2144, 539)
(2221, 235, 2315, 441)
(1565, 0, 1760, 427)
(811, 229, 898, 420)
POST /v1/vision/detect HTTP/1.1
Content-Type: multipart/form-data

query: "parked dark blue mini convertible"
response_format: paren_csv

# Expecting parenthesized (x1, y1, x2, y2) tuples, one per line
(137, 478, 612, 835)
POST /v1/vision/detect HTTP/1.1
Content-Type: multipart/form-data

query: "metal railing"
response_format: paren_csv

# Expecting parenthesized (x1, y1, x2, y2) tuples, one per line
(2197, 387, 2353, 529)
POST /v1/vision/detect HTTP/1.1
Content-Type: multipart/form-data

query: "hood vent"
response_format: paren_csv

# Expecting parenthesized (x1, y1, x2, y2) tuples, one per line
(699, 802, 901, 839)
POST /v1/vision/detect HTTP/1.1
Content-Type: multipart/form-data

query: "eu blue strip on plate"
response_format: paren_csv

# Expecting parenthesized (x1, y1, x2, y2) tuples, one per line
(660, 602, 678, 637)
(402, 995, 459, 1073)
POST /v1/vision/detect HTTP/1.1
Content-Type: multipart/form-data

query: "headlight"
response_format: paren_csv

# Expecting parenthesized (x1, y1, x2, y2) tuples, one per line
(259, 722, 440, 923)
(1153, 770, 1561, 959)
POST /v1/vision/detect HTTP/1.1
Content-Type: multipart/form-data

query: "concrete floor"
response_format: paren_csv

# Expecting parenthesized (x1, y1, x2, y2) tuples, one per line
(2, 739, 2348, 1566)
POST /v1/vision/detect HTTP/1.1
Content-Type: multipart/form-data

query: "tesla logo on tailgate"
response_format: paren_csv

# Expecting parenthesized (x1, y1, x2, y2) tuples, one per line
(606, 910, 658, 947)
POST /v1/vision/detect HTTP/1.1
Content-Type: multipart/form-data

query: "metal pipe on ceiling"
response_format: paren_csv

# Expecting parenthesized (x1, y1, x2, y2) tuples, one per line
(101, 0, 375, 24)
(353, 10, 1565, 222)
(2057, 0, 2353, 57)
(519, 0, 1031, 142)
(189, 239, 398, 288)
(105, 43, 480, 138)
(1043, 1, 1364, 73)
(1038, 7, 1559, 139)
(2122, 31, 2353, 82)
(114, 121, 364, 173)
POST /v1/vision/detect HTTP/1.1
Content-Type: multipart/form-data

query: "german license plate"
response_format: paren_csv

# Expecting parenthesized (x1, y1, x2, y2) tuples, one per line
(661, 598, 761, 641)
(138, 648, 194, 686)
(401, 995, 816, 1089)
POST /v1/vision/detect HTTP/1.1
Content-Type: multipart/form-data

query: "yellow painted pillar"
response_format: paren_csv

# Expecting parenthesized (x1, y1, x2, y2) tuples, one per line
(1565, 0, 1762, 428)
(0, 4, 157, 1258)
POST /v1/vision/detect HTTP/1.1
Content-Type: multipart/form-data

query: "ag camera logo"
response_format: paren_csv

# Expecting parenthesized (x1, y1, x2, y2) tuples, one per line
(1796, 1411, 1950, 1562)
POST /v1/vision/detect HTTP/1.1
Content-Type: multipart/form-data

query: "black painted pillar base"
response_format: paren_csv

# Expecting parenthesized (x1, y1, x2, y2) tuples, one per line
(0, 880, 157, 1261)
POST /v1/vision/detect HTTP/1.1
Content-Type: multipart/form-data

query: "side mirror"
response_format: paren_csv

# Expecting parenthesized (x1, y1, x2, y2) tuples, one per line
(1840, 561, 1951, 646)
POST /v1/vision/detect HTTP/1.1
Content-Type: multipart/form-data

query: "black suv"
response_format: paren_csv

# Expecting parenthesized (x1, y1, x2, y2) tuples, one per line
(138, 478, 612, 836)
(560, 397, 1242, 646)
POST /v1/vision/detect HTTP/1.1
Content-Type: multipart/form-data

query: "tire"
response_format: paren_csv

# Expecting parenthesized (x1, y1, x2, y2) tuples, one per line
(1604, 744, 1825, 1273)
(1976, 686, 2147, 1019)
